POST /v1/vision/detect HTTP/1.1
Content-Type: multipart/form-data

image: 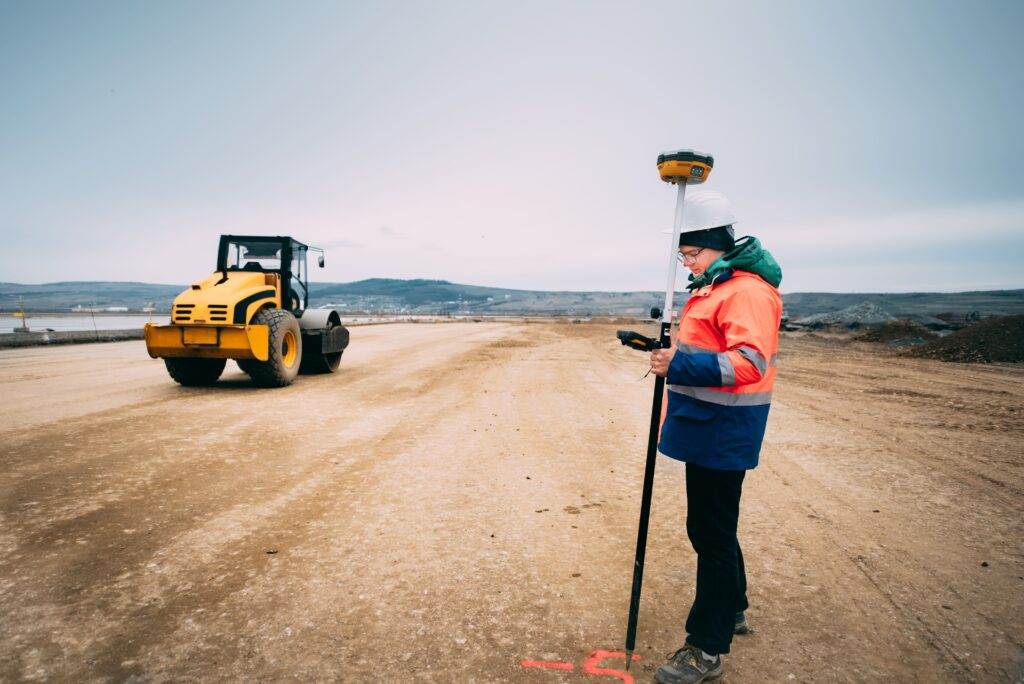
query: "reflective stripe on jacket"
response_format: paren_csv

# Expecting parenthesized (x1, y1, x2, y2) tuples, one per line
(658, 269, 782, 470)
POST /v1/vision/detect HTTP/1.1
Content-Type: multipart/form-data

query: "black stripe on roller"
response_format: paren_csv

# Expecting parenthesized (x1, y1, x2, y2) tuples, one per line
(233, 289, 276, 324)
(656, 149, 714, 167)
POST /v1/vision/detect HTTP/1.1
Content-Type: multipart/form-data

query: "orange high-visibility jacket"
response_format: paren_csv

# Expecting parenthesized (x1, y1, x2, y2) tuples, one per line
(659, 269, 782, 470)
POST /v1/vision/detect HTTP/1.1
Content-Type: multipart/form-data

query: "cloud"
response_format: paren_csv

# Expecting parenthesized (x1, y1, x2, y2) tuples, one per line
(763, 199, 1024, 257)
(757, 199, 1024, 292)
(320, 238, 364, 249)
(377, 225, 403, 239)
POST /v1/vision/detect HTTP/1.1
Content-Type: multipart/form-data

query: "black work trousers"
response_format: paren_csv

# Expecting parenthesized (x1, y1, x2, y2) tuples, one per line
(683, 462, 748, 656)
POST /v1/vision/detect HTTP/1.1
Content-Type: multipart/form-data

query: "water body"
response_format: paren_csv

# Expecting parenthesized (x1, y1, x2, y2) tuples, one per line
(1, 315, 168, 333)
(2, 313, 458, 333)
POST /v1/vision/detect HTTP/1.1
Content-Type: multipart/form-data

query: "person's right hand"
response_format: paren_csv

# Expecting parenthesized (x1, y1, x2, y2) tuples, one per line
(649, 348, 675, 378)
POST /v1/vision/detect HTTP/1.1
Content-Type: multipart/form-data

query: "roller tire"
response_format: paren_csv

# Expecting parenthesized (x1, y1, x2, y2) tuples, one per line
(246, 308, 302, 388)
(164, 357, 226, 386)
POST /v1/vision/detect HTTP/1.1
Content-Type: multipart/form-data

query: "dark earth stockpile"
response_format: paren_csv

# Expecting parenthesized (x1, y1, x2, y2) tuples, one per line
(906, 315, 1024, 363)
(851, 320, 938, 344)
(0, 323, 1021, 681)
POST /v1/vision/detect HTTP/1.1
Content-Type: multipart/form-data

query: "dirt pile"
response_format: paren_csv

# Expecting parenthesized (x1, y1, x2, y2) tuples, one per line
(853, 320, 938, 344)
(793, 301, 895, 328)
(906, 315, 1024, 362)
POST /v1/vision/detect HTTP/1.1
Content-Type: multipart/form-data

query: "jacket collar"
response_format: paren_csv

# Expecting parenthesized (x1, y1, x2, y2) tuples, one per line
(692, 268, 734, 297)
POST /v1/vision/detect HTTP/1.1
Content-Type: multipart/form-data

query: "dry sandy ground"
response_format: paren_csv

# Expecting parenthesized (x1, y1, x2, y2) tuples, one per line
(0, 322, 1021, 682)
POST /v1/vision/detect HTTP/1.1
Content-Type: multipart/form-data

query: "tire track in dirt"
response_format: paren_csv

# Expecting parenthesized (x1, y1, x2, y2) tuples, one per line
(758, 337, 1024, 681)
(776, 336, 1024, 508)
(123, 323, 655, 681)
(757, 452, 978, 681)
(0, 323, 518, 680)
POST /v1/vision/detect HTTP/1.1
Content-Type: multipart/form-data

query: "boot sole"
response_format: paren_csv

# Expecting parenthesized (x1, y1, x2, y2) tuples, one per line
(653, 664, 724, 683)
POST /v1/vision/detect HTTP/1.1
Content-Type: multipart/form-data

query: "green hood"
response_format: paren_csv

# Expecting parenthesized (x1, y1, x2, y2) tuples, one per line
(687, 236, 782, 290)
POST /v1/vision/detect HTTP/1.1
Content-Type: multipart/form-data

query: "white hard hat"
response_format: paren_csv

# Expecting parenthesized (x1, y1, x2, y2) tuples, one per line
(661, 188, 737, 233)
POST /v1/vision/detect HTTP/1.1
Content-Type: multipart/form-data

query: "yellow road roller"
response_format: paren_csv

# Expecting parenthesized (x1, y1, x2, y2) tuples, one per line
(145, 235, 350, 387)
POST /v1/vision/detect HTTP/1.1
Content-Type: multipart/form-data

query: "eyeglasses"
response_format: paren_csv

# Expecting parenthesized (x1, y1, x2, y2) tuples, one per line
(677, 247, 705, 263)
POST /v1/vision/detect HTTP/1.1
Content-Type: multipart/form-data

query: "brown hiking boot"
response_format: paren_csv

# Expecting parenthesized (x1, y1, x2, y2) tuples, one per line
(653, 643, 723, 684)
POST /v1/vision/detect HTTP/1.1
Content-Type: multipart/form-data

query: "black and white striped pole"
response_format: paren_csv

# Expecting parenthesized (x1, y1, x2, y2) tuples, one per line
(622, 149, 714, 669)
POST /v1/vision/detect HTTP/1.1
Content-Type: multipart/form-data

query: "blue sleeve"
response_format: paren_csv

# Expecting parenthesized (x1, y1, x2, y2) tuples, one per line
(666, 350, 724, 387)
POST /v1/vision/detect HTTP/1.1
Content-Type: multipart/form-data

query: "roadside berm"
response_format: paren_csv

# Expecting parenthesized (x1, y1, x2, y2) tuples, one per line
(0, 322, 1021, 681)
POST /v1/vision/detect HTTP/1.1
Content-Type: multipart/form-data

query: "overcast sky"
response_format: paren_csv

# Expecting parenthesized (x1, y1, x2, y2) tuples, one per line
(2, 1, 1022, 292)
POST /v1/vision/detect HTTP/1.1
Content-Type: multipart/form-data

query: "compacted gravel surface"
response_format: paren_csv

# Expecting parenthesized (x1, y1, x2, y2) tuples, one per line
(1, 323, 1021, 682)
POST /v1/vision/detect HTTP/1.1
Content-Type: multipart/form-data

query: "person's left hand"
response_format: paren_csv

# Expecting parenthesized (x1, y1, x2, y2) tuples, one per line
(649, 348, 675, 378)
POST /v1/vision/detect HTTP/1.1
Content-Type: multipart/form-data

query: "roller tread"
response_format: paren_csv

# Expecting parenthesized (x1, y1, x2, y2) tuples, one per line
(164, 358, 226, 386)
(246, 309, 302, 388)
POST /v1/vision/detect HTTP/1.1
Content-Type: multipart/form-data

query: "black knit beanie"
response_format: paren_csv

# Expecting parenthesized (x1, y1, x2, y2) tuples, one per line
(678, 225, 735, 251)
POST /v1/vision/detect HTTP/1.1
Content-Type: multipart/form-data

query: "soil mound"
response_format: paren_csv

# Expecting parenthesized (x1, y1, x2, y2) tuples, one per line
(853, 320, 938, 344)
(794, 301, 895, 328)
(906, 315, 1024, 362)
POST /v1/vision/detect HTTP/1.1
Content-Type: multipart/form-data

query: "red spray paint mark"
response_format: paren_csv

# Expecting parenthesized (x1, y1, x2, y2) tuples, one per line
(521, 659, 575, 672)
(520, 650, 640, 681)
(580, 650, 641, 683)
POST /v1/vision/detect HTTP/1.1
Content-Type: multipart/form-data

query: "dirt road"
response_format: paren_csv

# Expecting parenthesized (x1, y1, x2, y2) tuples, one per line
(1, 323, 1021, 682)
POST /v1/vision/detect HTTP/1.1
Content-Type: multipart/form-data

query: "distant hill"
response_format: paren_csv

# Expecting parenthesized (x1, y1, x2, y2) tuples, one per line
(0, 281, 184, 311)
(311, 279, 674, 315)
(2, 279, 1022, 319)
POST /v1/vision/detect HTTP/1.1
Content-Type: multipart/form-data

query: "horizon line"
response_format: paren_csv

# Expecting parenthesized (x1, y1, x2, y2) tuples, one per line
(2, 278, 1024, 297)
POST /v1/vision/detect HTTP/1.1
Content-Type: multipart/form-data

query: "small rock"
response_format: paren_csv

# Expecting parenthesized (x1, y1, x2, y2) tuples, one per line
(981, 561, 989, 567)
(872, 509, 880, 513)
(942, 604, 952, 610)
(571, 573, 581, 578)
(266, 549, 278, 555)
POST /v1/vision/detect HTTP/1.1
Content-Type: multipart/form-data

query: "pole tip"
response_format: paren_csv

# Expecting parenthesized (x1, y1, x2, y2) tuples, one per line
(625, 649, 634, 671)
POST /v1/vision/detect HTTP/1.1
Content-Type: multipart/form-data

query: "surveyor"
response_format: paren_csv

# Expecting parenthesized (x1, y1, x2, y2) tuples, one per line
(647, 189, 782, 684)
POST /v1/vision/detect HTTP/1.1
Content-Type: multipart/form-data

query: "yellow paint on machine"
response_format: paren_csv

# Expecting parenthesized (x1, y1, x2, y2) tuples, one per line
(144, 323, 270, 361)
(145, 269, 280, 361)
(170, 271, 281, 325)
